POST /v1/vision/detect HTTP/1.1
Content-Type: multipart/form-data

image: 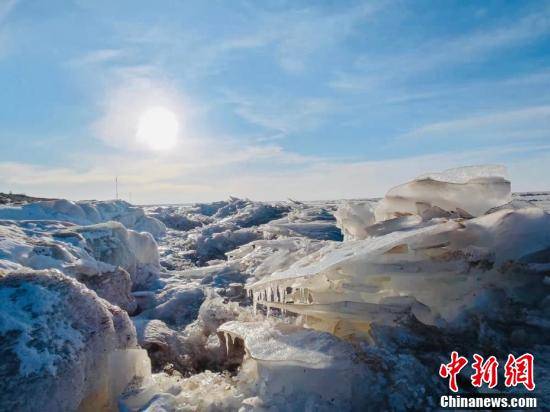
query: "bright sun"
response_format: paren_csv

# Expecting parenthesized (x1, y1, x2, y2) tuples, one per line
(136, 106, 179, 151)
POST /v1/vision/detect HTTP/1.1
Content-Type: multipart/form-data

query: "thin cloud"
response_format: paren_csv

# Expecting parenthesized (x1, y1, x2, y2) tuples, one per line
(225, 91, 335, 135)
(330, 4, 550, 91)
(404, 105, 550, 139)
(68, 48, 126, 67)
(0, 0, 17, 22)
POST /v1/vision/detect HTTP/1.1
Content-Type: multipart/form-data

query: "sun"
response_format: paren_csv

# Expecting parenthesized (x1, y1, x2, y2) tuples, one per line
(136, 106, 179, 151)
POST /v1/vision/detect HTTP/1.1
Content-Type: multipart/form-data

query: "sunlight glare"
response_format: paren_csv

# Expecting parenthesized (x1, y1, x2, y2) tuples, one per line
(136, 106, 179, 151)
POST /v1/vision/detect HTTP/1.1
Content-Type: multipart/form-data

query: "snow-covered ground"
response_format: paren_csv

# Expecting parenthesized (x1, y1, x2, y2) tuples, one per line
(1, 166, 549, 411)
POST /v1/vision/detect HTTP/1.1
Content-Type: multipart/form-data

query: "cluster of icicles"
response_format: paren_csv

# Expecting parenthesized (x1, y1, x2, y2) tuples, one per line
(246, 284, 313, 317)
(222, 331, 237, 356)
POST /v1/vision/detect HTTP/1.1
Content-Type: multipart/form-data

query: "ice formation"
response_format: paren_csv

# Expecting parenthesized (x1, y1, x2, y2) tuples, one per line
(374, 165, 511, 221)
(0, 219, 161, 307)
(66, 221, 162, 290)
(246, 207, 550, 338)
(0, 199, 166, 239)
(0, 269, 150, 411)
(334, 200, 376, 240)
(1, 165, 549, 411)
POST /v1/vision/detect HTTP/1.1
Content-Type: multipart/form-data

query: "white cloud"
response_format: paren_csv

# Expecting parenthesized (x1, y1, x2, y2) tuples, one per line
(403, 105, 550, 140)
(68, 48, 126, 67)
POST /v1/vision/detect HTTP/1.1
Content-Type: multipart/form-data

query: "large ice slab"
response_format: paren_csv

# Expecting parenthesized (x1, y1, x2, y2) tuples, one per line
(247, 207, 550, 337)
(374, 165, 511, 221)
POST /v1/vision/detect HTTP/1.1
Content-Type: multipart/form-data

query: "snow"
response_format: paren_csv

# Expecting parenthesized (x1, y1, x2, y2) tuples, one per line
(0, 269, 150, 411)
(72, 221, 161, 290)
(0, 282, 82, 376)
(0, 219, 160, 310)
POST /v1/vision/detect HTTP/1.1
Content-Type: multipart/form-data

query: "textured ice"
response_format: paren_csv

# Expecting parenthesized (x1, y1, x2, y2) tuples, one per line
(69, 221, 161, 290)
(227, 237, 326, 280)
(0, 269, 150, 412)
(0, 199, 166, 238)
(375, 165, 511, 221)
(0, 219, 160, 306)
(334, 200, 376, 240)
(2, 165, 550, 411)
(219, 321, 354, 368)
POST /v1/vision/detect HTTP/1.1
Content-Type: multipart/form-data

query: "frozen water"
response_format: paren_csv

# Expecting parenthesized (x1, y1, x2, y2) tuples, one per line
(1, 165, 549, 411)
(375, 165, 511, 221)
(0, 199, 166, 238)
(0, 269, 149, 411)
(334, 200, 376, 240)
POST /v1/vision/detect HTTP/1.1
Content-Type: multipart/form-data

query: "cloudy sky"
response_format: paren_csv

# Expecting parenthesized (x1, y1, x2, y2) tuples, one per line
(1, 0, 550, 204)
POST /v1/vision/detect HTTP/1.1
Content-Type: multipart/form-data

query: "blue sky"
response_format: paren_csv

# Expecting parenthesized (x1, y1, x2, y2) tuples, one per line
(1, 0, 550, 203)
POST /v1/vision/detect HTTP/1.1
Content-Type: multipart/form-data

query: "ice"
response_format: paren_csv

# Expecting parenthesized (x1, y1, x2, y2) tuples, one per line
(0, 269, 150, 412)
(416, 164, 508, 183)
(334, 200, 376, 240)
(137, 283, 205, 327)
(0, 199, 166, 238)
(227, 237, 326, 280)
(0, 219, 160, 304)
(2, 165, 550, 410)
(247, 206, 550, 339)
(69, 221, 162, 290)
(218, 321, 354, 368)
(374, 165, 511, 221)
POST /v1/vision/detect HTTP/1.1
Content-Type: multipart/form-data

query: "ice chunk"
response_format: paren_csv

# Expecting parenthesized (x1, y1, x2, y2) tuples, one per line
(334, 200, 376, 240)
(0, 269, 150, 412)
(227, 238, 326, 280)
(218, 321, 354, 368)
(374, 165, 511, 221)
(67, 221, 161, 290)
(0, 221, 146, 312)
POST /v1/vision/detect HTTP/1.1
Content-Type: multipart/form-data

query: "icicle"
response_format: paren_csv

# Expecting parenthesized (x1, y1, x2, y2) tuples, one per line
(224, 332, 230, 356)
(267, 304, 271, 318)
(253, 290, 257, 316)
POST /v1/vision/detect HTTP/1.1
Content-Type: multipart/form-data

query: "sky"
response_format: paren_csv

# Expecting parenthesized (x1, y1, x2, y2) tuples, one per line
(1, 0, 550, 204)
